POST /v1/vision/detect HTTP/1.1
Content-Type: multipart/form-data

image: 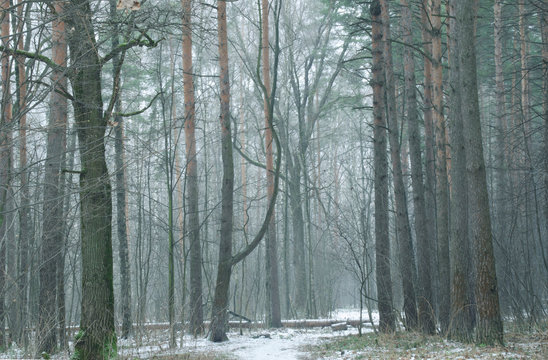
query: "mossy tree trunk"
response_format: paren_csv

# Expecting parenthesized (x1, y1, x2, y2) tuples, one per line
(67, 1, 116, 357)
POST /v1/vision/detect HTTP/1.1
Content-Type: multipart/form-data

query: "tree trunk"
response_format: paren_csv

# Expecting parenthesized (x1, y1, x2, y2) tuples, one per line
(421, 0, 438, 315)
(429, 0, 450, 333)
(541, 0, 548, 265)
(210, 0, 234, 342)
(493, 0, 509, 243)
(289, 157, 307, 315)
(519, 1, 530, 145)
(0, 0, 12, 347)
(447, 0, 473, 341)
(380, 0, 417, 331)
(109, 0, 132, 340)
(400, 0, 435, 335)
(182, 0, 204, 337)
(14, 0, 29, 346)
(261, 0, 281, 328)
(456, 0, 504, 345)
(38, 1, 68, 354)
(370, 0, 394, 333)
(67, 0, 116, 357)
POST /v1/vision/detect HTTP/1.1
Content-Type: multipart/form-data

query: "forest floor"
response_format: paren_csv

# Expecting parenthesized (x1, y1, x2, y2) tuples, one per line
(114, 326, 546, 360)
(1, 310, 546, 359)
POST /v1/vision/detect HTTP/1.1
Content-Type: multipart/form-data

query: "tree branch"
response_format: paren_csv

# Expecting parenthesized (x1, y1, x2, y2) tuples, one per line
(100, 32, 162, 65)
(0, 45, 63, 72)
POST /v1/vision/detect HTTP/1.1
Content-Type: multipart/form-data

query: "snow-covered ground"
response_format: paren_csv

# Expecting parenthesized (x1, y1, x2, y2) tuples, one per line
(118, 326, 362, 360)
(119, 308, 371, 359)
(2, 309, 541, 359)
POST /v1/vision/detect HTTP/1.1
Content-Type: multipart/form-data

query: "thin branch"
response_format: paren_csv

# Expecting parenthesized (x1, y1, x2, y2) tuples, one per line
(115, 92, 161, 117)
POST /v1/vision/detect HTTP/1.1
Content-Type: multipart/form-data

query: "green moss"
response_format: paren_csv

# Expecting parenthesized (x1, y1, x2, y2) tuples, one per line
(102, 333, 118, 359)
(70, 348, 81, 360)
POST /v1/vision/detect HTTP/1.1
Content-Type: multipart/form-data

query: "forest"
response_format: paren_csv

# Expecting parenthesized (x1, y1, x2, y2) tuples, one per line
(0, 0, 546, 358)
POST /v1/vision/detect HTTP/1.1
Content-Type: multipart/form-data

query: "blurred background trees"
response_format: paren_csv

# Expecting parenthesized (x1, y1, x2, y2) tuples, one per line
(0, 0, 546, 355)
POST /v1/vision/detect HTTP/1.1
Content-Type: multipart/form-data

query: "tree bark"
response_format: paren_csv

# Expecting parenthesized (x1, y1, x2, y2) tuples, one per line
(38, 1, 68, 354)
(541, 0, 548, 266)
(210, 0, 234, 342)
(429, 0, 450, 333)
(14, 0, 30, 346)
(380, 0, 417, 331)
(67, 0, 116, 357)
(370, 0, 394, 333)
(456, 0, 504, 345)
(421, 0, 438, 315)
(400, 0, 435, 335)
(493, 0, 509, 243)
(0, 0, 12, 348)
(289, 157, 307, 314)
(447, 0, 473, 341)
(261, 0, 282, 329)
(182, 0, 204, 337)
(109, 0, 132, 340)
(519, 1, 530, 145)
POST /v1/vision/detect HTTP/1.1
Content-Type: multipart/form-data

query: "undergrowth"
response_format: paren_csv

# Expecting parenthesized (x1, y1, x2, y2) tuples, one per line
(305, 330, 547, 359)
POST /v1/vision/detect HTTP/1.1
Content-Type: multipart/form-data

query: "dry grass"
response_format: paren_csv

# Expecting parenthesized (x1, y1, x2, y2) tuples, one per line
(304, 330, 548, 359)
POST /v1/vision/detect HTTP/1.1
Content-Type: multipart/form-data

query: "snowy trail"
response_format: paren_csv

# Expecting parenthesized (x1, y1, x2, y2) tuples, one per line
(200, 326, 362, 360)
(229, 336, 306, 360)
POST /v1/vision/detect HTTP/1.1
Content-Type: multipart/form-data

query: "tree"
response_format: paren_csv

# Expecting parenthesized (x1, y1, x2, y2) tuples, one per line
(447, 0, 473, 342)
(541, 0, 548, 253)
(420, 0, 438, 314)
(261, 0, 282, 328)
(209, 0, 235, 342)
(38, 0, 67, 354)
(14, 0, 30, 346)
(64, 1, 157, 356)
(456, 0, 504, 345)
(429, 0, 450, 333)
(400, 0, 435, 335)
(380, 0, 417, 330)
(370, 0, 394, 333)
(67, 1, 116, 355)
(210, 0, 282, 342)
(0, 0, 12, 348)
(182, 0, 204, 337)
(109, 0, 132, 340)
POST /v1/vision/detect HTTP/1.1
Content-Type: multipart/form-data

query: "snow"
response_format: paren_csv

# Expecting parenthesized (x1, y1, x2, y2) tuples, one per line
(2, 309, 536, 359)
(118, 310, 369, 359)
(0, 309, 373, 359)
